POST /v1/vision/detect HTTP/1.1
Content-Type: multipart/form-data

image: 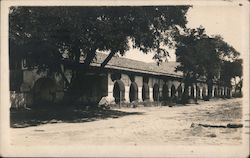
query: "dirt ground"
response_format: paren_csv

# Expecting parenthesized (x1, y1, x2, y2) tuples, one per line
(10, 98, 244, 146)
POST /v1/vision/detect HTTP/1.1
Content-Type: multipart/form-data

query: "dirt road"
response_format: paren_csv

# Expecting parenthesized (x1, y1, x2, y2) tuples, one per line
(10, 98, 244, 146)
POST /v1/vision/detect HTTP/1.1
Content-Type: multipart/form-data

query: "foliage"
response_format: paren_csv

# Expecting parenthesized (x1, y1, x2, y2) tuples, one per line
(175, 26, 240, 102)
(9, 6, 190, 103)
(9, 6, 190, 71)
(220, 59, 242, 85)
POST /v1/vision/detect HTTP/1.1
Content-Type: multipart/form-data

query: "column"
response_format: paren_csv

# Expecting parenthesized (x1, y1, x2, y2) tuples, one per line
(188, 86, 191, 96)
(159, 88, 162, 99)
(138, 87, 143, 102)
(149, 87, 153, 101)
(212, 88, 214, 97)
(107, 84, 114, 103)
(125, 86, 130, 103)
(168, 88, 171, 97)
(194, 85, 197, 98)
(199, 88, 202, 99)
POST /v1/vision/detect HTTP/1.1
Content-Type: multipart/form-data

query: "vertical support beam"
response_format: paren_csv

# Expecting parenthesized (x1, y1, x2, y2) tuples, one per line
(188, 86, 191, 96)
(201, 88, 205, 99)
(159, 87, 162, 100)
(205, 88, 208, 96)
(194, 85, 197, 99)
(149, 87, 153, 101)
(138, 87, 143, 102)
(168, 88, 171, 97)
(125, 86, 129, 103)
(212, 87, 215, 97)
(107, 73, 114, 103)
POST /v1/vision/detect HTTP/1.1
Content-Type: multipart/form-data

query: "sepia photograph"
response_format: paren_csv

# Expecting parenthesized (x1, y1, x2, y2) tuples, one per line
(0, 0, 249, 157)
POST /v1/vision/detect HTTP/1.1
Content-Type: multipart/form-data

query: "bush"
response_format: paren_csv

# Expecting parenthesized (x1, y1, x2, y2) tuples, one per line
(10, 91, 26, 109)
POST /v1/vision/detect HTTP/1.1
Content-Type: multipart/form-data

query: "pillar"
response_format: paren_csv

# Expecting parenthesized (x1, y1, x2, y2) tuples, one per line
(168, 88, 171, 97)
(188, 86, 191, 96)
(125, 86, 129, 103)
(107, 84, 114, 103)
(211, 87, 214, 97)
(159, 88, 162, 99)
(194, 85, 197, 98)
(200, 88, 203, 99)
(138, 87, 143, 102)
(149, 87, 153, 101)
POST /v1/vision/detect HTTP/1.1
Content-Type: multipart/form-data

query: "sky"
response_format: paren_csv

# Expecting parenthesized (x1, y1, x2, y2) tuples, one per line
(123, 3, 246, 63)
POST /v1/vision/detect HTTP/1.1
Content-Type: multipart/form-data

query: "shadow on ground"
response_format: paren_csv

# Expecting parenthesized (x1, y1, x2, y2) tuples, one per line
(10, 106, 144, 128)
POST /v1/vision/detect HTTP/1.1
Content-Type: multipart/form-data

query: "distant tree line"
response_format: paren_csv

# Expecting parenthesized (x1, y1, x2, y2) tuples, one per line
(175, 26, 242, 103)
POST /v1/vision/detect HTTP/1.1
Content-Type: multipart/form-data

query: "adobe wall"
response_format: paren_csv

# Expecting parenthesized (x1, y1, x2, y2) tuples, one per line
(10, 68, 233, 109)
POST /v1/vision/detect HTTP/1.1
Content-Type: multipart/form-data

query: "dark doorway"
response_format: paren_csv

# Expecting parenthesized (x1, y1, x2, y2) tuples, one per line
(202, 87, 206, 98)
(214, 88, 218, 97)
(171, 85, 176, 97)
(197, 88, 201, 99)
(162, 84, 169, 101)
(177, 85, 182, 98)
(142, 83, 149, 101)
(153, 84, 159, 101)
(113, 80, 125, 104)
(191, 85, 195, 98)
(129, 82, 138, 102)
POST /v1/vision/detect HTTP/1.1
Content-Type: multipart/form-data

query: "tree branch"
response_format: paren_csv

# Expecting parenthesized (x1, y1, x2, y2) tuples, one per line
(100, 51, 116, 68)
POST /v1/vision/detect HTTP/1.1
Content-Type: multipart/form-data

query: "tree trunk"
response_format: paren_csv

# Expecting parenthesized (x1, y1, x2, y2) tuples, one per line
(181, 82, 189, 104)
(101, 51, 116, 68)
(181, 73, 192, 104)
(63, 48, 98, 105)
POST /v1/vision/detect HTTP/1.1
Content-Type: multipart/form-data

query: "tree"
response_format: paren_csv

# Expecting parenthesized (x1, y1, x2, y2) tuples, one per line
(175, 27, 210, 103)
(175, 26, 240, 103)
(220, 59, 242, 96)
(9, 6, 190, 103)
(220, 59, 242, 86)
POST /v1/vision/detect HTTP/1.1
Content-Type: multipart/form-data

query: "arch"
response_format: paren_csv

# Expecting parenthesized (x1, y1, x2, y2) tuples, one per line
(202, 87, 207, 98)
(33, 77, 56, 105)
(153, 84, 160, 101)
(214, 87, 218, 97)
(191, 85, 195, 98)
(171, 85, 176, 97)
(162, 84, 169, 100)
(227, 88, 231, 97)
(197, 87, 201, 99)
(177, 85, 182, 98)
(220, 87, 224, 97)
(218, 88, 222, 96)
(142, 83, 150, 101)
(113, 80, 125, 104)
(129, 82, 138, 102)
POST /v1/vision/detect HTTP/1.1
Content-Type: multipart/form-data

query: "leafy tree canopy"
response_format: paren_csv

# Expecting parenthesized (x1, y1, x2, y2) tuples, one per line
(220, 58, 242, 85)
(9, 6, 190, 72)
(175, 26, 240, 81)
(174, 26, 240, 101)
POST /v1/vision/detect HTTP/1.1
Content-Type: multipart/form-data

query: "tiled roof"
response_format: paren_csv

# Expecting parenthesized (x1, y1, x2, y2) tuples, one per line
(91, 52, 183, 77)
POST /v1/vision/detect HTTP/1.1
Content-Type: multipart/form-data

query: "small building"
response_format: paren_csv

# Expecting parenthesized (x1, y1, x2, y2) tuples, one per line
(9, 52, 232, 108)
